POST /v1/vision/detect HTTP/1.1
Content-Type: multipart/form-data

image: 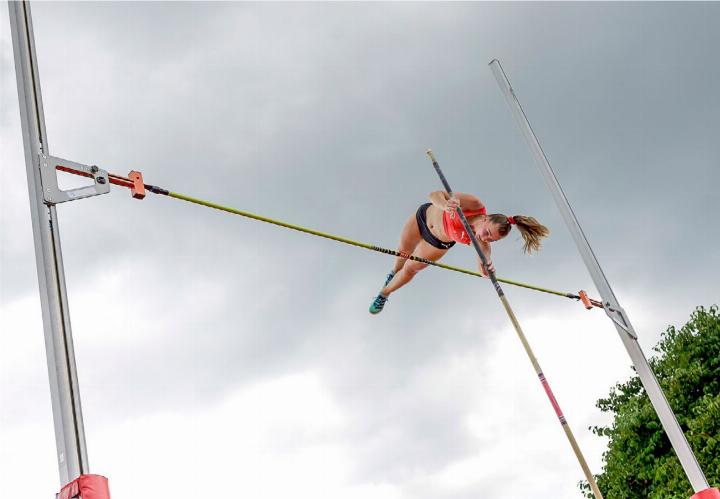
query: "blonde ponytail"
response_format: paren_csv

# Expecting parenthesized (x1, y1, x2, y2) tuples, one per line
(488, 214, 550, 254)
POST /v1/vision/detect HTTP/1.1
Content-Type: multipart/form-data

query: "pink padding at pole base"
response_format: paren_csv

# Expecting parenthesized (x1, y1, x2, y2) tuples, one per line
(57, 474, 110, 499)
(691, 488, 720, 499)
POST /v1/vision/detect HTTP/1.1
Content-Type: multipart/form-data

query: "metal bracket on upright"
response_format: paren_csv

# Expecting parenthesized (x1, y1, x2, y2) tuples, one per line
(39, 154, 110, 204)
(603, 303, 637, 339)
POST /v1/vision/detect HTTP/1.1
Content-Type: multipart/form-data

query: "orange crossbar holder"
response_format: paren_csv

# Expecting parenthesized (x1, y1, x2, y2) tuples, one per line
(128, 170, 145, 199)
(579, 290, 593, 310)
(58, 474, 110, 499)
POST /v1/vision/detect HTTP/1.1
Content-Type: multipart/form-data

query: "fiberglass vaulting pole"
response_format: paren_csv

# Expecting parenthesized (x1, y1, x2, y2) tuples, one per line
(8, 1, 102, 490)
(426, 150, 604, 499)
(489, 59, 718, 498)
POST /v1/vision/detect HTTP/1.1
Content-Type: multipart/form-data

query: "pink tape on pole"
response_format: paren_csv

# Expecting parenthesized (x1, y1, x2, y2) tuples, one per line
(691, 488, 720, 499)
(538, 373, 566, 424)
(58, 474, 110, 499)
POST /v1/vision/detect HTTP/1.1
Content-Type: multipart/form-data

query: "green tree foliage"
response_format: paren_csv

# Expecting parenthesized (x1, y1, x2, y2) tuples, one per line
(581, 305, 720, 498)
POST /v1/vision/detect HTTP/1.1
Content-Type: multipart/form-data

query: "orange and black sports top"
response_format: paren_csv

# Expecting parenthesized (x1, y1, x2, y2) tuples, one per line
(442, 207, 487, 245)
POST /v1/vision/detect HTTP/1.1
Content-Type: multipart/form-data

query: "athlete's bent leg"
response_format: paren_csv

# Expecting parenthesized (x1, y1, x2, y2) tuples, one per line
(382, 242, 447, 296)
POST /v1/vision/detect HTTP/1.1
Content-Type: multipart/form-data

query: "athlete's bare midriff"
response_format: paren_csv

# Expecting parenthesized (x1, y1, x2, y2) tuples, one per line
(424, 204, 447, 241)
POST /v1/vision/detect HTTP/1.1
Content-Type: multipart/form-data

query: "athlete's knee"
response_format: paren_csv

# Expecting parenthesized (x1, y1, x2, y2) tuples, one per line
(404, 262, 427, 276)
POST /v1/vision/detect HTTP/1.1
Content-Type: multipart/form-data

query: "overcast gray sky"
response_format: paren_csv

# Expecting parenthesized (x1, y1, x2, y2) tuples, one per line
(1, 2, 719, 498)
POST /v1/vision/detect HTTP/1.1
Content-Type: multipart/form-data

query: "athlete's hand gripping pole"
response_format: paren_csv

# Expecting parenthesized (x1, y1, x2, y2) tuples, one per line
(425, 149, 604, 499)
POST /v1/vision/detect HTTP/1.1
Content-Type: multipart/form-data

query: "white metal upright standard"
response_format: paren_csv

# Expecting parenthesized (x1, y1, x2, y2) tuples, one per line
(489, 59, 710, 493)
(9, 1, 97, 486)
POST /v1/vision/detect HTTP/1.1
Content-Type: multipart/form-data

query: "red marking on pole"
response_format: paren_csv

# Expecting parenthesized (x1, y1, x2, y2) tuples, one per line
(539, 373, 566, 423)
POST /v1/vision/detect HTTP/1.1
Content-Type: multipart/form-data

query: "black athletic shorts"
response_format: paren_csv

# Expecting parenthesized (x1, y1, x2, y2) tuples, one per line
(416, 203, 455, 250)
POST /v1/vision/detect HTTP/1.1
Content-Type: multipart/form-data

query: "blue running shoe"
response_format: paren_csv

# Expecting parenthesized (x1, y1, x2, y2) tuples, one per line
(369, 293, 388, 315)
(384, 270, 396, 288)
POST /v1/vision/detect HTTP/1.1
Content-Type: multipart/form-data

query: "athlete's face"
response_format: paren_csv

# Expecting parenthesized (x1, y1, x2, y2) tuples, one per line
(476, 221, 503, 243)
